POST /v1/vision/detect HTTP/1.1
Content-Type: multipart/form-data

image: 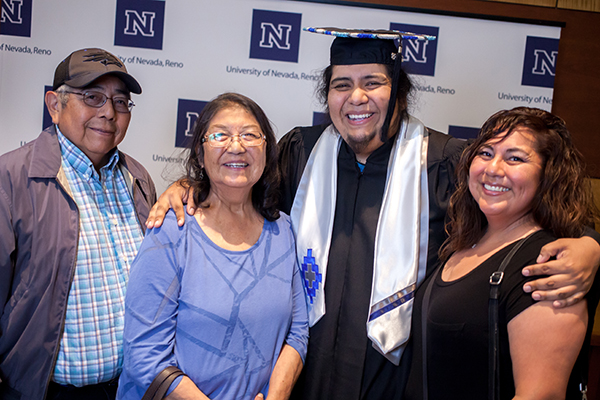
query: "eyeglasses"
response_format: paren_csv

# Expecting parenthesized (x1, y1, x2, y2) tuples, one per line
(60, 90, 135, 113)
(202, 132, 266, 148)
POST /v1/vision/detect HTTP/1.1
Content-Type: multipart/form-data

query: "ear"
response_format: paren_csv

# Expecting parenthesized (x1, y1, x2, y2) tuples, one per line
(44, 91, 62, 124)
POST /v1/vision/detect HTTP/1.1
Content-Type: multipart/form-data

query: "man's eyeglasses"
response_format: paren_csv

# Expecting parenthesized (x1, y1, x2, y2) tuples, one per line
(202, 132, 265, 148)
(60, 91, 135, 113)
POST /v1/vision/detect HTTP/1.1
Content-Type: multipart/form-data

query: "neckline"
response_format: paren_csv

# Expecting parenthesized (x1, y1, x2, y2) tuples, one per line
(189, 212, 268, 253)
(439, 230, 543, 284)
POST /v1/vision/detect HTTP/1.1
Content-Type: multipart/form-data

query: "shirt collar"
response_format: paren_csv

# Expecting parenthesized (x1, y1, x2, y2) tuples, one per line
(56, 125, 120, 179)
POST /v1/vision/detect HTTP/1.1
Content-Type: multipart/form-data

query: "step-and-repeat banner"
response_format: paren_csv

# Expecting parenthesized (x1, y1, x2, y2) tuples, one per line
(0, 0, 560, 193)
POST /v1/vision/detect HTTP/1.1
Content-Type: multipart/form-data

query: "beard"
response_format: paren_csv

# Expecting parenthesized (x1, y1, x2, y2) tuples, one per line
(333, 125, 382, 157)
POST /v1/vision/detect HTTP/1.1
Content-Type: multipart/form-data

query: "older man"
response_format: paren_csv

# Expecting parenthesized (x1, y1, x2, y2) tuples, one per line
(0, 48, 156, 400)
(147, 29, 600, 400)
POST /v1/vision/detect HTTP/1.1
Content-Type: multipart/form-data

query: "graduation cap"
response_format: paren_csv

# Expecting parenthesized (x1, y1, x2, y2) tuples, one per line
(304, 27, 436, 139)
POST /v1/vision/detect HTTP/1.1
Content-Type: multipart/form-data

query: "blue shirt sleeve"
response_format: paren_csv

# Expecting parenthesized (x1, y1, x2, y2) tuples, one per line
(282, 216, 309, 364)
(118, 212, 184, 399)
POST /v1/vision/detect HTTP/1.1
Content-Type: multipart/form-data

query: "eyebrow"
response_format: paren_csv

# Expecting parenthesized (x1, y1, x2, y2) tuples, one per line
(84, 85, 130, 96)
(330, 74, 388, 84)
(481, 143, 531, 154)
(209, 124, 261, 131)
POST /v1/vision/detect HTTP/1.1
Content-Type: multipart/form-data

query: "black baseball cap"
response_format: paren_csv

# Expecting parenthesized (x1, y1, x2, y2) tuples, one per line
(53, 48, 142, 94)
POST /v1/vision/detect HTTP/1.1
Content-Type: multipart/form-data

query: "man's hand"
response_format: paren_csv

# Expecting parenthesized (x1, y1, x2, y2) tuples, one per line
(522, 236, 600, 308)
(146, 180, 196, 228)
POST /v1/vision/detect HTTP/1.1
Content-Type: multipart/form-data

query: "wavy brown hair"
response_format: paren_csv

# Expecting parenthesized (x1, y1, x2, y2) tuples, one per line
(439, 107, 597, 261)
(184, 92, 280, 221)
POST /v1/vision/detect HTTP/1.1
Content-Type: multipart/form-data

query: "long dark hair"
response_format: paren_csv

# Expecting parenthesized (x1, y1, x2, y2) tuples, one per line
(440, 107, 597, 261)
(184, 92, 280, 221)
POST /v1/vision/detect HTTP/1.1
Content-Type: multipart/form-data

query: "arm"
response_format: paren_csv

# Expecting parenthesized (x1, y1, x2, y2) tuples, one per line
(522, 233, 600, 307)
(257, 345, 303, 400)
(257, 233, 308, 400)
(508, 300, 587, 399)
(121, 219, 208, 399)
(0, 183, 15, 308)
(146, 179, 195, 229)
(165, 377, 210, 400)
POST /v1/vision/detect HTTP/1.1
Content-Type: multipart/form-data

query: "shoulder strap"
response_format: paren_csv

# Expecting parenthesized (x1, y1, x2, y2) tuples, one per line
(141, 366, 186, 400)
(421, 267, 441, 400)
(488, 233, 536, 400)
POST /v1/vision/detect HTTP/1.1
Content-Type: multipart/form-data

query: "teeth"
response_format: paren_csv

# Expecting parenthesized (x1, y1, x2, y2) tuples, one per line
(484, 184, 509, 192)
(348, 113, 373, 121)
(225, 163, 247, 168)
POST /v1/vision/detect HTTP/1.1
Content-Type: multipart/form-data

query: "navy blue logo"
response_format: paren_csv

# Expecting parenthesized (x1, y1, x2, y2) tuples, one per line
(114, 0, 165, 50)
(521, 36, 558, 89)
(175, 99, 207, 149)
(301, 249, 322, 304)
(84, 51, 123, 68)
(390, 23, 438, 77)
(448, 125, 479, 140)
(0, 0, 32, 37)
(312, 112, 330, 127)
(249, 9, 301, 63)
(43, 85, 53, 130)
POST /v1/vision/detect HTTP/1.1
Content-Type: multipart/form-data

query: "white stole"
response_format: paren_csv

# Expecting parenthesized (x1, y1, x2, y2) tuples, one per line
(291, 116, 429, 365)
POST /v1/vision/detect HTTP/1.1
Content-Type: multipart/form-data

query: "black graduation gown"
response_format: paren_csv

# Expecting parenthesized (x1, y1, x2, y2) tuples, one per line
(277, 124, 467, 400)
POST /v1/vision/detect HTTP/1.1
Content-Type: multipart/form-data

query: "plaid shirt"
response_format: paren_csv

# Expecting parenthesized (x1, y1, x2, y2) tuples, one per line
(53, 128, 144, 386)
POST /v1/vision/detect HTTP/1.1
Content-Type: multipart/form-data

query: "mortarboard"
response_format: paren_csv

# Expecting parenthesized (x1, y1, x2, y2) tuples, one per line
(304, 27, 436, 139)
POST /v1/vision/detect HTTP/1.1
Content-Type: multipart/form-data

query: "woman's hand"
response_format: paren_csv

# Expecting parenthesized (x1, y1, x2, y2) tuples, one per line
(522, 236, 600, 308)
(262, 344, 303, 400)
(146, 180, 196, 229)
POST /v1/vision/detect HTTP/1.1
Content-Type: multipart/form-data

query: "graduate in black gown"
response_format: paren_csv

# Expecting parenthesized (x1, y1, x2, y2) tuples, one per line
(276, 28, 600, 400)
(146, 28, 600, 400)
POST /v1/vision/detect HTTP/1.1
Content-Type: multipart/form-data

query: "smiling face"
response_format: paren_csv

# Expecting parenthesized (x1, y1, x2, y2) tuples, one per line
(201, 106, 266, 196)
(327, 63, 394, 162)
(47, 75, 131, 169)
(468, 128, 544, 226)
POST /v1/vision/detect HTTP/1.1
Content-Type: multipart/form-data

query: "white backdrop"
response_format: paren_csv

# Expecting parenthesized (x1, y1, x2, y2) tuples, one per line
(0, 0, 561, 194)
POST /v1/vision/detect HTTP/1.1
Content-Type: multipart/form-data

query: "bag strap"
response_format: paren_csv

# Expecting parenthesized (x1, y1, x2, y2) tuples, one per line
(488, 233, 536, 400)
(142, 366, 186, 400)
(421, 267, 441, 400)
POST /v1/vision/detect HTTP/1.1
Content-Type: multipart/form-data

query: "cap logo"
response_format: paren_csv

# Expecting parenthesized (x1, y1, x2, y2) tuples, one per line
(83, 51, 123, 68)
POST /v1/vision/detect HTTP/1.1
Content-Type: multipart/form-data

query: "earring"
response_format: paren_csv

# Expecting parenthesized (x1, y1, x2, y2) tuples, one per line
(199, 167, 204, 180)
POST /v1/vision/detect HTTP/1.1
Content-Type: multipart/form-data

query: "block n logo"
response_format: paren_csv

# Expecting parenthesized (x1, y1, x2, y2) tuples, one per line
(114, 0, 165, 50)
(390, 23, 439, 77)
(312, 112, 330, 127)
(521, 36, 559, 88)
(43, 85, 53, 130)
(124, 10, 155, 37)
(250, 9, 301, 63)
(260, 22, 292, 50)
(448, 125, 479, 140)
(175, 99, 208, 148)
(0, 0, 32, 37)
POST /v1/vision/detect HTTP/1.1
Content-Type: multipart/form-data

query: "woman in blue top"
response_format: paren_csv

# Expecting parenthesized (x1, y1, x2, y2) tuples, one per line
(117, 93, 308, 400)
